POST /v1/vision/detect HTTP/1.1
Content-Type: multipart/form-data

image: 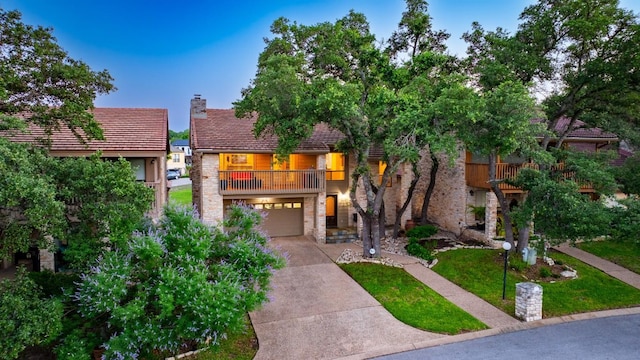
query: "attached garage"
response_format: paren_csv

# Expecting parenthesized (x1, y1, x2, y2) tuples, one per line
(225, 198, 304, 237)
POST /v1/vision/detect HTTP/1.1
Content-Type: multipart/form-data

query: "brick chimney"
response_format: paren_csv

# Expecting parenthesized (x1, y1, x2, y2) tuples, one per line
(190, 94, 206, 119)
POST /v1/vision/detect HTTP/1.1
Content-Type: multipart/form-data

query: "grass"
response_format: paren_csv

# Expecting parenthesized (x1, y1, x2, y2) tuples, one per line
(169, 185, 192, 206)
(577, 240, 640, 275)
(340, 263, 488, 334)
(431, 249, 640, 318)
(190, 316, 258, 360)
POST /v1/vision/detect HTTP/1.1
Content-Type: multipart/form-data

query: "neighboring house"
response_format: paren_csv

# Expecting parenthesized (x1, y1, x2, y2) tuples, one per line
(167, 145, 186, 175)
(172, 139, 192, 165)
(4, 107, 170, 271)
(189, 95, 413, 241)
(412, 118, 621, 242)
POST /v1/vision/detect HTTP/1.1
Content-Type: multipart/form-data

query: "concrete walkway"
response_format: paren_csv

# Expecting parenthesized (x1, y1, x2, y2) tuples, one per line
(554, 244, 640, 289)
(251, 237, 640, 360)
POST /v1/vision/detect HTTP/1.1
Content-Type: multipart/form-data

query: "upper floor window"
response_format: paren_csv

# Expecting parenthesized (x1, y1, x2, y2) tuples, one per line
(326, 152, 345, 180)
(172, 153, 180, 163)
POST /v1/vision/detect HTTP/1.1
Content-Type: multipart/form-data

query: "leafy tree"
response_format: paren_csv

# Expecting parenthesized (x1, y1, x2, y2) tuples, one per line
(0, 268, 63, 360)
(463, 0, 640, 251)
(235, 1, 475, 256)
(169, 129, 189, 143)
(384, 0, 463, 236)
(0, 8, 117, 259)
(72, 204, 285, 358)
(53, 154, 155, 270)
(458, 80, 539, 249)
(0, 8, 114, 142)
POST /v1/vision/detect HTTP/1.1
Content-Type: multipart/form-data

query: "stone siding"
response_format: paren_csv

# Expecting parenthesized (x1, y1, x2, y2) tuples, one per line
(199, 154, 223, 225)
(412, 150, 468, 235)
(515, 282, 543, 321)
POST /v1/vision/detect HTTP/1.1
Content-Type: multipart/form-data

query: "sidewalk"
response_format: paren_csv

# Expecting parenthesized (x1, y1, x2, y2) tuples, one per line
(553, 244, 640, 289)
(250, 237, 640, 360)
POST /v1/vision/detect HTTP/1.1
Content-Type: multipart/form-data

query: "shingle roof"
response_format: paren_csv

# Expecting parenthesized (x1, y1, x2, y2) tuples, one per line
(551, 118, 618, 140)
(191, 109, 343, 153)
(6, 108, 169, 152)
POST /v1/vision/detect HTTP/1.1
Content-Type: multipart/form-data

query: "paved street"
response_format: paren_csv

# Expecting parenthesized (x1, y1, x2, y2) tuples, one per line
(375, 314, 640, 360)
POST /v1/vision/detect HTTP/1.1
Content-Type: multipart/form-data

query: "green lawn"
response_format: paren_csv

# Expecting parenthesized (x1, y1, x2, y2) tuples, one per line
(191, 316, 258, 360)
(340, 263, 488, 334)
(169, 185, 192, 206)
(577, 240, 640, 275)
(432, 249, 640, 318)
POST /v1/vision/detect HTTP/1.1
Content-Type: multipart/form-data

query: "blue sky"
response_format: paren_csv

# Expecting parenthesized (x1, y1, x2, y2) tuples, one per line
(4, 0, 639, 131)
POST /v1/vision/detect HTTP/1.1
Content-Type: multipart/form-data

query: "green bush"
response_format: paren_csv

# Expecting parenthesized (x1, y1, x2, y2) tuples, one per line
(28, 270, 79, 298)
(73, 204, 285, 359)
(406, 239, 435, 262)
(539, 267, 553, 278)
(406, 225, 438, 240)
(0, 268, 63, 360)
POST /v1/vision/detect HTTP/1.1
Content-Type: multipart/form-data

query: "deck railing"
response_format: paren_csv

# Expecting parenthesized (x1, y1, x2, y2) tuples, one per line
(219, 170, 325, 195)
(465, 163, 593, 192)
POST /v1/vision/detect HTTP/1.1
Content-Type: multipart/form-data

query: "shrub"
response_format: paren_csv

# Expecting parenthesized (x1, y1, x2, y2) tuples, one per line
(539, 267, 553, 278)
(73, 204, 285, 359)
(406, 239, 435, 262)
(0, 268, 63, 360)
(406, 225, 438, 240)
(28, 270, 79, 298)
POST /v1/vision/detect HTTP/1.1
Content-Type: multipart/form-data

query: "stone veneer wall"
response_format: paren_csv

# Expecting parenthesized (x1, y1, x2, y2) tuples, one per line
(199, 154, 223, 225)
(191, 152, 203, 215)
(412, 150, 468, 235)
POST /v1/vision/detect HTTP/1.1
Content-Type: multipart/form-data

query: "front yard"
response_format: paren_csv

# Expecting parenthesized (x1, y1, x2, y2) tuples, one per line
(577, 240, 640, 275)
(431, 248, 640, 318)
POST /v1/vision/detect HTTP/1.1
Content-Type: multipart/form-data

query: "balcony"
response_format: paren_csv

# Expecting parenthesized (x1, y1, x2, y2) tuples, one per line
(465, 163, 593, 193)
(219, 170, 325, 195)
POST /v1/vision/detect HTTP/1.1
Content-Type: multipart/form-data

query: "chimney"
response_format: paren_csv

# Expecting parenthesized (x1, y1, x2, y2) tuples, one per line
(190, 94, 206, 119)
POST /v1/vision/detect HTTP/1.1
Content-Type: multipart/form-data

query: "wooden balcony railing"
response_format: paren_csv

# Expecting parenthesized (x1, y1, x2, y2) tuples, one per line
(219, 170, 325, 195)
(465, 163, 593, 192)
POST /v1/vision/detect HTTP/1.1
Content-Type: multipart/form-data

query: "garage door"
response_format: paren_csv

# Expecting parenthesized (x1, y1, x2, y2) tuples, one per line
(254, 199, 304, 237)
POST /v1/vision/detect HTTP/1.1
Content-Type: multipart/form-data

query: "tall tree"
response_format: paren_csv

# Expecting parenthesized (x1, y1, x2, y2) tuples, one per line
(464, 0, 640, 251)
(235, 2, 474, 257)
(385, 0, 462, 235)
(0, 9, 114, 142)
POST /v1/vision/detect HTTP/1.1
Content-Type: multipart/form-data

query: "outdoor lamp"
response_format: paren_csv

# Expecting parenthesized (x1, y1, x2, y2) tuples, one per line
(502, 241, 512, 300)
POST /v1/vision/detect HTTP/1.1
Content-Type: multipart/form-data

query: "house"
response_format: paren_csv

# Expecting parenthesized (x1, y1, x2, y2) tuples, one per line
(172, 139, 192, 165)
(412, 118, 620, 243)
(3, 107, 170, 271)
(189, 96, 413, 241)
(167, 145, 186, 175)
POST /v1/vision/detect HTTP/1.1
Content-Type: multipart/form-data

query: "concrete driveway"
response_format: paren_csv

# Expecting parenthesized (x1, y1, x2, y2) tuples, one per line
(250, 236, 445, 360)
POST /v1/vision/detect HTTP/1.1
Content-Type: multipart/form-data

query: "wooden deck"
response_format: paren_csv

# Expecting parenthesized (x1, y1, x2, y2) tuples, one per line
(219, 169, 325, 195)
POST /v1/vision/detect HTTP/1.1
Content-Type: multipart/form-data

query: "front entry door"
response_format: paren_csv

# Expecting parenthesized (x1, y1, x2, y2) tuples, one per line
(326, 195, 338, 228)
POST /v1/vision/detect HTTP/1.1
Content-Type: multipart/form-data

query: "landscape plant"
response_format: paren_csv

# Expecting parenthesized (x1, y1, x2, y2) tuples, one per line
(0, 268, 63, 360)
(70, 204, 285, 359)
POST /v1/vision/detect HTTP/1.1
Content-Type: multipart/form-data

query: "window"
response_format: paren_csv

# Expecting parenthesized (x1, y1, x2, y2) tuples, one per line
(172, 153, 180, 163)
(378, 161, 392, 187)
(326, 153, 345, 180)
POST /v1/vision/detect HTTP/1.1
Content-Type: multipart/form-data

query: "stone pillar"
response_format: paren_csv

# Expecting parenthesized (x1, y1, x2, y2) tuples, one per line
(200, 154, 223, 226)
(515, 282, 543, 322)
(485, 191, 498, 241)
(39, 249, 55, 271)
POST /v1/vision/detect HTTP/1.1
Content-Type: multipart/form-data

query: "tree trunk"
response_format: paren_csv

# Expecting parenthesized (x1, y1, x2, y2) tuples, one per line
(393, 162, 420, 238)
(516, 224, 531, 254)
(420, 153, 439, 224)
(380, 201, 386, 240)
(488, 151, 515, 249)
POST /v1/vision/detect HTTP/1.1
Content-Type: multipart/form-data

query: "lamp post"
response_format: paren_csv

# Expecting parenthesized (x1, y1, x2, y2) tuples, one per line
(502, 241, 512, 300)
